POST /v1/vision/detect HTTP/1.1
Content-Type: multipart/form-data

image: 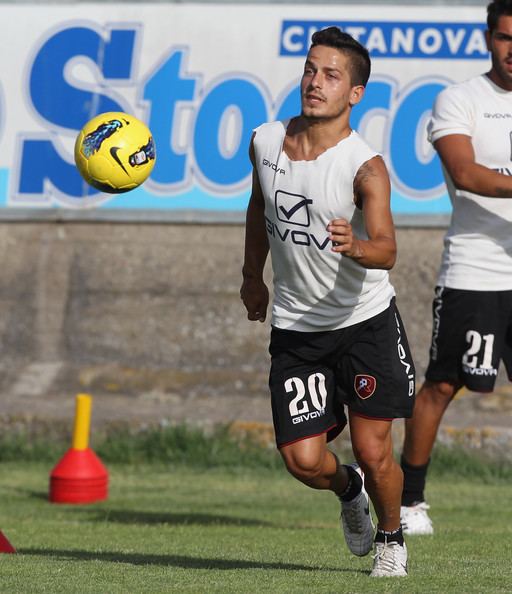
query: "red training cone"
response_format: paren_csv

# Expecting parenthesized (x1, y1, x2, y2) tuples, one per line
(0, 530, 16, 553)
(49, 394, 109, 504)
(49, 447, 108, 504)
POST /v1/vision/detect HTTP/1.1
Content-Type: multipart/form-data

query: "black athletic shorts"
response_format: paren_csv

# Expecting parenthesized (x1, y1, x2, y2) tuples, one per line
(426, 286, 512, 392)
(269, 299, 416, 448)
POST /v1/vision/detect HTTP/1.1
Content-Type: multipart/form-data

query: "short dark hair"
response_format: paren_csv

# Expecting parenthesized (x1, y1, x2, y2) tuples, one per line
(310, 27, 371, 87)
(487, 0, 512, 32)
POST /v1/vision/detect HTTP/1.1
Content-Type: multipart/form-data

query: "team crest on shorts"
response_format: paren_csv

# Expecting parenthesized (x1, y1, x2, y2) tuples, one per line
(354, 374, 377, 399)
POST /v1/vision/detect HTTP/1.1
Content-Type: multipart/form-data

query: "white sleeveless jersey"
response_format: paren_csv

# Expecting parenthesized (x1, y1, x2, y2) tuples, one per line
(253, 120, 395, 332)
(428, 75, 512, 290)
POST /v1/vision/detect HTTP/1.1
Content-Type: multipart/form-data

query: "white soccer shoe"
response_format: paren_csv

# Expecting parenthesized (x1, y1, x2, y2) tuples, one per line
(400, 502, 434, 535)
(371, 539, 408, 577)
(340, 464, 375, 557)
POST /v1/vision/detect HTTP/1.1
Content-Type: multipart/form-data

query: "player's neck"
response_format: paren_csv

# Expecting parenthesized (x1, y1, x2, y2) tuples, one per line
(285, 116, 352, 161)
(486, 69, 512, 92)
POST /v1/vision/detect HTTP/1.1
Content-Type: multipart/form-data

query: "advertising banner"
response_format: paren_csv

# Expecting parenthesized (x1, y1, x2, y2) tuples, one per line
(0, 4, 488, 220)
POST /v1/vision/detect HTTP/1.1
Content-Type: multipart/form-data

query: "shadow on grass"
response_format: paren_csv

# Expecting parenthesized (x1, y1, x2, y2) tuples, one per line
(1, 487, 48, 501)
(28, 490, 49, 501)
(77, 509, 272, 527)
(19, 547, 367, 573)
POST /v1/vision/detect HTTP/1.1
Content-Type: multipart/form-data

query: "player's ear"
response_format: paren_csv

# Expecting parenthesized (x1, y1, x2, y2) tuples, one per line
(349, 85, 365, 107)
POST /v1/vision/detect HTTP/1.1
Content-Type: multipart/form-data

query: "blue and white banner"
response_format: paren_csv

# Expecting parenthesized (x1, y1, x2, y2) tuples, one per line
(0, 4, 488, 218)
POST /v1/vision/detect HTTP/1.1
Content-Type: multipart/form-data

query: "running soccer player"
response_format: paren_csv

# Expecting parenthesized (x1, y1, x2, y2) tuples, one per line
(241, 27, 415, 577)
(400, 0, 512, 535)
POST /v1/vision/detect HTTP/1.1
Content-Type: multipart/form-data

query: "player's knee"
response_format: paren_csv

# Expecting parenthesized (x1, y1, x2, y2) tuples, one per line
(280, 448, 323, 482)
(353, 443, 393, 478)
(420, 380, 458, 406)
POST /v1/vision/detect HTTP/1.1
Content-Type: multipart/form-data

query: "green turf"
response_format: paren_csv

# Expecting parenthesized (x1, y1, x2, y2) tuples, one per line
(0, 463, 511, 593)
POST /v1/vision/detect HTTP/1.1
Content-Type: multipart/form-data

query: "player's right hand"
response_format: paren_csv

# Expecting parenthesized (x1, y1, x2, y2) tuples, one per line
(240, 278, 269, 322)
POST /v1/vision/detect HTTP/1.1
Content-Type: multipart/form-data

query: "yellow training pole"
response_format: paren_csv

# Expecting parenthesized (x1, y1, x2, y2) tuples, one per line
(49, 392, 108, 503)
(71, 393, 92, 450)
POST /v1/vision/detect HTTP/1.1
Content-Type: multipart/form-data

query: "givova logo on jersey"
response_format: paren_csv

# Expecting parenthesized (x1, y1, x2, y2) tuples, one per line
(275, 190, 313, 227)
(395, 312, 415, 397)
(266, 190, 331, 251)
(285, 372, 327, 425)
(262, 158, 286, 175)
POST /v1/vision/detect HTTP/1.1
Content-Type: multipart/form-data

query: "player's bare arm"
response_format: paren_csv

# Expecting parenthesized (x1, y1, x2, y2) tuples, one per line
(327, 156, 396, 269)
(435, 134, 512, 198)
(240, 135, 270, 322)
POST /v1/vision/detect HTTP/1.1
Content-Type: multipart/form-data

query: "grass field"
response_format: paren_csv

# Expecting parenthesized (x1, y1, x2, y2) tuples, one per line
(1, 458, 511, 593)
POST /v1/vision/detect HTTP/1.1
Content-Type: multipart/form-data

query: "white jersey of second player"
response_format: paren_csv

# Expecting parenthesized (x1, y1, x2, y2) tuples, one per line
(428, 74, 512, 291)
(253, 119, 395, 332)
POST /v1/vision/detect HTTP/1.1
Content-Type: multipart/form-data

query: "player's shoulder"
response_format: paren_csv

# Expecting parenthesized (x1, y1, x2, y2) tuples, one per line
(346, 130, 380, 161)
(339, 131, 381, 179)
(252, 119, 288, 158)
(437, 75, 487, 104)
(252, 119, 287, 150)
(254, 119, 288, 138)
(348, 129, 375, 149)
(431, 77, 487, 125)
(447, 74, 483, 91)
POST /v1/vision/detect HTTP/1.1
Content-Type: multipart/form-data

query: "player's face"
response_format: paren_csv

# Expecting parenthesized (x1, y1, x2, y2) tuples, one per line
(300, 45, 364, 121)
(486, 15, 512, 90)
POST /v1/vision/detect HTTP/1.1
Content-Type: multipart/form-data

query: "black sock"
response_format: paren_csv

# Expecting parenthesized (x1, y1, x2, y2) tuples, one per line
(375, 526, 404, 546)
(401, 456, 430, 506)
(339, 464, 363, 502)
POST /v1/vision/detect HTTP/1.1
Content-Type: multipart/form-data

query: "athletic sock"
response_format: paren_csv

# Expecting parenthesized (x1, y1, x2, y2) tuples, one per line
(375, 526, 404, 546)
(339, 464, 363, 502)
(401, 456, 430, 506)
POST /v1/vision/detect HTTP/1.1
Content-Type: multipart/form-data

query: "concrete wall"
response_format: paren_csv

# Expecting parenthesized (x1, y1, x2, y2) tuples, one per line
(0, 223, 446, 423)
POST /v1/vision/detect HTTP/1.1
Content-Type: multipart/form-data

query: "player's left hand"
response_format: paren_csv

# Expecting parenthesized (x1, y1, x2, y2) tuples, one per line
(327, 218, 363, 258)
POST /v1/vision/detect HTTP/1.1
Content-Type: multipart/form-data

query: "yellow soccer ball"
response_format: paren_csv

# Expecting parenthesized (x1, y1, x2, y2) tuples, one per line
(74, 112, 156, 193)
